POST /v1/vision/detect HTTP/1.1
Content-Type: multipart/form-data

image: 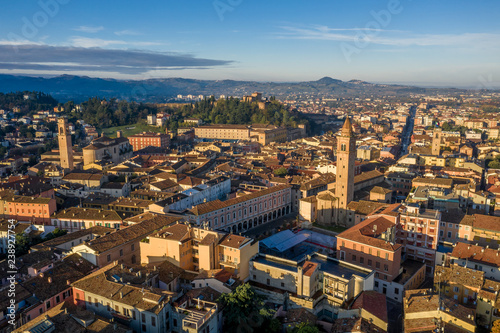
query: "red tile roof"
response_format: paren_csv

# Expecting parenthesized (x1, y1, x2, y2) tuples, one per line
(337, 216, 401, 251)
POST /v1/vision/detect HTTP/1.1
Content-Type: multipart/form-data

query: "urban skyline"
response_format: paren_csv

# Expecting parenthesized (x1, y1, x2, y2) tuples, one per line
(0, 0, 499, 88)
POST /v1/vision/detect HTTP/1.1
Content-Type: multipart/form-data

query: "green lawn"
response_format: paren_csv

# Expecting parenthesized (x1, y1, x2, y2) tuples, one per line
(314, 224, 347, 234)
(101, 122, 164, 138)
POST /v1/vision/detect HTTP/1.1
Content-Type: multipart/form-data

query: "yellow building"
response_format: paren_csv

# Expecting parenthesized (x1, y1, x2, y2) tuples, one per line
(140, 223, 258, 281)
(404, 289, 476, 333)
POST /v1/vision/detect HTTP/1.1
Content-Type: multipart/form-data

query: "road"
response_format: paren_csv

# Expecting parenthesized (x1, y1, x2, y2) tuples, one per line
(399, 105, 417, 157)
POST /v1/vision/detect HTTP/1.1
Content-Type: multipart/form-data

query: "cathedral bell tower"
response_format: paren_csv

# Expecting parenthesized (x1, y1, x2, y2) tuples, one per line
(58, 117, 74, 170)
(335, 117, 356, 224)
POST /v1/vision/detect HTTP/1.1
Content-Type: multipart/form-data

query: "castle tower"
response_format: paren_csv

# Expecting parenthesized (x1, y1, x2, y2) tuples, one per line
(58, 117, 74, 170)
(336, 117, 356, 225)
(432, 128, 442, 156)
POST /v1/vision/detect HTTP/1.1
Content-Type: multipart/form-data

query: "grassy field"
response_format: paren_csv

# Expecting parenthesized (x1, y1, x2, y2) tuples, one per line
(101, 122, 164, 138)
(314, 224, 347, 234)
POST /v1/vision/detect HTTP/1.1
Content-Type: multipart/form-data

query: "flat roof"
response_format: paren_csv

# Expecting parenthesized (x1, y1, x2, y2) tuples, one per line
(310, 254, 370, 280)
(252, 256, 298, 273)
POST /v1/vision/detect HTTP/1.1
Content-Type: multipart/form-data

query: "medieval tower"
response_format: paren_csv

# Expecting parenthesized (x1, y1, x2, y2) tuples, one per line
(58, 117, 74, 170)
(336, 117, 356, 225)
(432, 127, 442, 156)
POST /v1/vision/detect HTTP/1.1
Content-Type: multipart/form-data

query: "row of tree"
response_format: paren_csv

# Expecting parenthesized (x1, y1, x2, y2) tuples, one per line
(0, 91, 57, 114)
(218, 283, 318, 333)
(1, 92, 309, 135)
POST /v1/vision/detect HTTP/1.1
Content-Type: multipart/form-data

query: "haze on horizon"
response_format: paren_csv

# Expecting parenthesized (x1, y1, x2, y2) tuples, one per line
(1, 0, 499, 89)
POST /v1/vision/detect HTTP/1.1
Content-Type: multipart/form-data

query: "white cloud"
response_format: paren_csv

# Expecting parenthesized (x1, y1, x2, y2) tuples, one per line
(74, 25, 105, 33)
(70, 37, 161, 48)
(277, 25, 500, 49)
(114, 30, 141, 36)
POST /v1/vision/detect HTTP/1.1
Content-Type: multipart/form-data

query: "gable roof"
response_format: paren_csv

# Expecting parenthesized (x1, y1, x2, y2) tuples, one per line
(336, 216, 401, 251)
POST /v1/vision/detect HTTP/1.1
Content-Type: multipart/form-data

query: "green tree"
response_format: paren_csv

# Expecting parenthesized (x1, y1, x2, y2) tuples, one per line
(43, 228, 68, 241)
(291, 323, 319, 333)
(15, 233, 30, 256)
(489, 159, 500, 169)
(218, 283, 276, 333)
(273, 167, 288, 177)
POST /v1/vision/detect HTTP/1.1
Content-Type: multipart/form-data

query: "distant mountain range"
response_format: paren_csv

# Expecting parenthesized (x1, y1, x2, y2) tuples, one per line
(0, 74, 473, 102)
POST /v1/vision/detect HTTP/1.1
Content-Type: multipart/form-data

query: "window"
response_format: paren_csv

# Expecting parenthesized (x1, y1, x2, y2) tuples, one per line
(376, 262, 380, 269)
(395, 288, 399, 295)
(352, 254, 356, 262)
(131, 244, 135, 251)
(453, 287, 459, 293)
(151, 317, 156, 327)
(375, 281, 379, 288)
(384, 264, 389, 272)
(368, 259, 372, 266)
(360, 257, 364, 264)
(120, 249, 123, 256)
(385, 253, 389, 260)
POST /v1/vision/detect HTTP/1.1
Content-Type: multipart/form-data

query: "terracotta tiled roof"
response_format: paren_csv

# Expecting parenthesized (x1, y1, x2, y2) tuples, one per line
(302, 261, 318, 277)
(336, 216, 401, 251)
(451, 242, 500, 267)
(85, 215, 180, 253)
(219, 233, 251, 249)
(435, 265, 484, 289)
(189, 184, 291, 216)
(55, 207, 122, 221)
(72, 263, 169, 314)
(351, 290, 388, 324)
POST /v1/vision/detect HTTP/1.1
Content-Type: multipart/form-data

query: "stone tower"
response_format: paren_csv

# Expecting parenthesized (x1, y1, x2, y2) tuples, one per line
(432, 128, 442, 156)
(336, 117, 356, 225)
(58, 117, 74, 170)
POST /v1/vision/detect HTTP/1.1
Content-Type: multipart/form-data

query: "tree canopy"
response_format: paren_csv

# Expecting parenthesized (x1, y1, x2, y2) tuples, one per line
(217, 283, 280, 333)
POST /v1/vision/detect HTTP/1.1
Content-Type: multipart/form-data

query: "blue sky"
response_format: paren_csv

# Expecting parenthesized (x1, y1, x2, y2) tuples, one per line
(1, 0, 499, 88)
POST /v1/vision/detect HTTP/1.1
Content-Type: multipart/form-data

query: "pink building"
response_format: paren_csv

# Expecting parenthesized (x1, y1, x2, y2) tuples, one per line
(185, 184, 292, 233)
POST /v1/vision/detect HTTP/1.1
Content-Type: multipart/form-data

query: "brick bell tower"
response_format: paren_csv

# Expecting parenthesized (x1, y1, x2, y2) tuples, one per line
(58, 117, 74, 170)
(335, 117, 356, 225)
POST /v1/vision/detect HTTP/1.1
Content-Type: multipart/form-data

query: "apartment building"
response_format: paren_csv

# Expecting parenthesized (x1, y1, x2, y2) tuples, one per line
(128, 132, 170, 151)
(184, 184, 292, 234)
(459, 214, 500, 249)
(71, 215, 181, 267)
(149, 176, 231, 214)
(51, 207, 123, 231)
(4, 195, 57, 225)
(398, 204, 441, 274)
(72, 264, 172, 333)
(140, 223, 258, 280)
(249, 253, 374, 312)
(449, 242, 500, 280)
(194, 124, 290, 145)
(12, 302, 131, 333)
(195, 125, 251, 141)
(403, 289, 476, 333)
(335, 213, 426, 302)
